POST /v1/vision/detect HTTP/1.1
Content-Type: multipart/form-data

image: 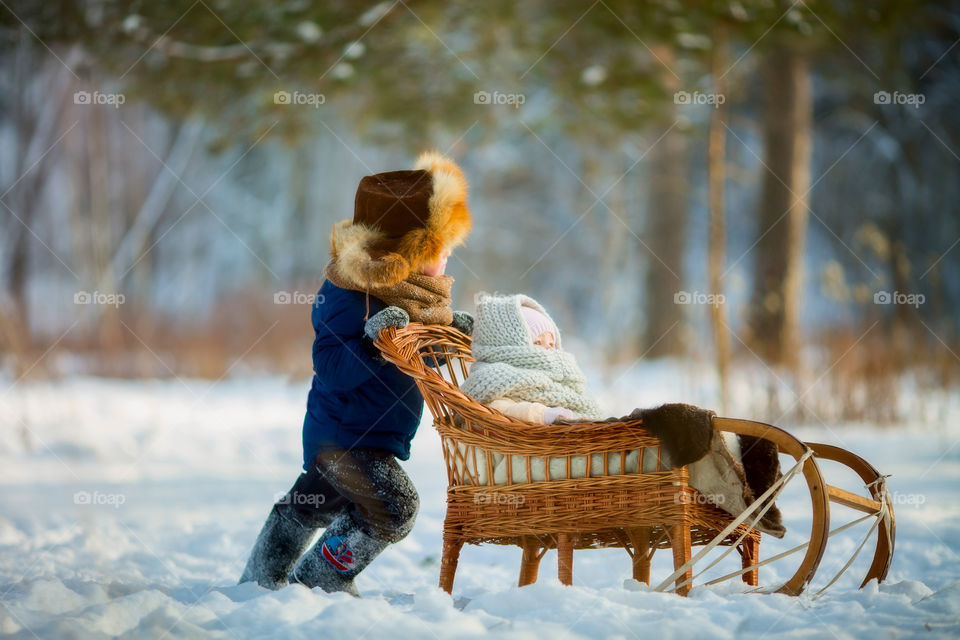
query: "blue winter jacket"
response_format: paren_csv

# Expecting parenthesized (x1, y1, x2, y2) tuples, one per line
(301, 280, 424, 469)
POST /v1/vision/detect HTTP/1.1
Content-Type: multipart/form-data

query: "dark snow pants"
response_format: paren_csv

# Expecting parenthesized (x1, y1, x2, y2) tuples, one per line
(276, 447, 419, 543)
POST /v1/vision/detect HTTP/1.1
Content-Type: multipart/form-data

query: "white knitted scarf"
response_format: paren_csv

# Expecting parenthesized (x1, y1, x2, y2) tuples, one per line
(461, 294, 603, 420)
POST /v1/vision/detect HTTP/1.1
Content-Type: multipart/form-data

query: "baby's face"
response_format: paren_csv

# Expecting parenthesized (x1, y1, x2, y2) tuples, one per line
(532, 331, 556, 349)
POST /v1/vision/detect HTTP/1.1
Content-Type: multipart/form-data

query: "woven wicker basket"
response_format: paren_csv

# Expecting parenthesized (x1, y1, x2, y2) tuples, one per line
(375, 323, 761, 594)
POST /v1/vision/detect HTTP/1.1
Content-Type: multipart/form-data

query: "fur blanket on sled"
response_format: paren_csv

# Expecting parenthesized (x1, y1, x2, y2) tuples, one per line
(603, 404, 786, 538)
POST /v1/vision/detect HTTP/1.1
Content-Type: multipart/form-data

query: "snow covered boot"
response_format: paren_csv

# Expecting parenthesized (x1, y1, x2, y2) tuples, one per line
(239, 504, 318, 590)
(290, 511, 390, 597)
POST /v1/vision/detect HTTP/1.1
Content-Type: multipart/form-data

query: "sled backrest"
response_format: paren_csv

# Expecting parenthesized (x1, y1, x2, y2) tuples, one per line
(374, 323, 493, 486)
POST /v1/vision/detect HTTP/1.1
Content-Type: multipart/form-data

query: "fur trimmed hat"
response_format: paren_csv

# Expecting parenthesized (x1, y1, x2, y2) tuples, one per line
(329, 151, 471, 287)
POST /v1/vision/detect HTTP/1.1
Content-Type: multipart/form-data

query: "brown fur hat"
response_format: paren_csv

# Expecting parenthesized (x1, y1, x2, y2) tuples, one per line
(329, 151, 471, 288)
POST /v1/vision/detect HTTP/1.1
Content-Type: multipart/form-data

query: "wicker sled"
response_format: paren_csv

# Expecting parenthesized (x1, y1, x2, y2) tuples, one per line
(375, 324, 895, 596)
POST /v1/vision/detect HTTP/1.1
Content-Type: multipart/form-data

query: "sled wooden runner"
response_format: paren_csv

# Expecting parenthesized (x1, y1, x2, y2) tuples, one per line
(807, 442, 895, 588)
(375, 323, 896, 596)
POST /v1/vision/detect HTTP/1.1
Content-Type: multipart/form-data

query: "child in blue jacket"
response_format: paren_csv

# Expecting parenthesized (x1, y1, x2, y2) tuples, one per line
(240, 152, 473, 596)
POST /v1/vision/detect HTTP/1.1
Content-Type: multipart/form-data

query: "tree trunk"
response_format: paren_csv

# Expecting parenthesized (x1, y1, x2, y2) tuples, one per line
(2, 36, 75, 374)
(85, 96, 125, 358)
(642, 45, 687, 357)
(6, 29, 34, 356)
(709, 24, 731, 413)
(748, 43, 812, 376)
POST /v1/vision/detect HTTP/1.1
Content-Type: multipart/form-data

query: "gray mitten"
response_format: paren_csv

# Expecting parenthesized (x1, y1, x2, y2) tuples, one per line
(450, 310, 474, 336)
(364, 306, 410, 341)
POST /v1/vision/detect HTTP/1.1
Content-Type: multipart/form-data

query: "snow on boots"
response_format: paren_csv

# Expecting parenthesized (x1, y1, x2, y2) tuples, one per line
(290, 511, 390, 597)
(238, 504, 319, 590)
(239, 447, 419, 595)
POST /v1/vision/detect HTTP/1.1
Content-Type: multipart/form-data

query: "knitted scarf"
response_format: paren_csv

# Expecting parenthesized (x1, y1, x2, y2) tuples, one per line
(461, 294, 604, 420)
(323, 260, 454, 324)
(463, 347, 604, 419)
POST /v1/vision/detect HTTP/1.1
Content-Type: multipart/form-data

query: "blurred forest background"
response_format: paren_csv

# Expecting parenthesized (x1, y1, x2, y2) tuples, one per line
(1, 0, 958, 424)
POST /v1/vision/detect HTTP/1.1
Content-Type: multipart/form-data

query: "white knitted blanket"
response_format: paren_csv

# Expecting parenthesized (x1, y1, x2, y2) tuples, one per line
(461, 294, 603, 420)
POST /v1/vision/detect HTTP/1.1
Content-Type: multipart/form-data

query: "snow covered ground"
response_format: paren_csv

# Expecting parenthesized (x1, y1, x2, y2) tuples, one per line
(0, 371, 958, 639)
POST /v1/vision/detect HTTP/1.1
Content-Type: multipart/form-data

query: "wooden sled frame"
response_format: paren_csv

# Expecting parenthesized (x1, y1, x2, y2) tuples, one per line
(375, 323, 895, 596)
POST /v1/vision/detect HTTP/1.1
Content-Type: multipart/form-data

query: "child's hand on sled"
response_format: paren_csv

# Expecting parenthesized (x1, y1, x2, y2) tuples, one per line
(364, 306, 410, 341)
(544, 407, 575, 424)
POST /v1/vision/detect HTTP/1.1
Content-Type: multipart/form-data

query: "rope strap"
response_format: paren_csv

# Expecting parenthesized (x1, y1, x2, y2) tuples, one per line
(703, 511, 875, 587)
(654, 448, 814, 592)
(699, 476, 892, 595)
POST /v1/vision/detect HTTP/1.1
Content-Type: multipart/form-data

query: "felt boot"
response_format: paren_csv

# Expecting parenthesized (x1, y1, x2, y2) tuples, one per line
(239, 504, 319, 589)
(290, 511, 390, 597)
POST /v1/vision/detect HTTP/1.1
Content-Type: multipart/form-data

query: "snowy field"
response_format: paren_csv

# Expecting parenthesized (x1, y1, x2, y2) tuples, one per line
(1, 371, 958, 639)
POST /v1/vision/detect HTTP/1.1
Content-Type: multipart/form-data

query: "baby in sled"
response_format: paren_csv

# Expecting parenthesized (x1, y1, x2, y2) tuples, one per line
(459, 293, 786, 537)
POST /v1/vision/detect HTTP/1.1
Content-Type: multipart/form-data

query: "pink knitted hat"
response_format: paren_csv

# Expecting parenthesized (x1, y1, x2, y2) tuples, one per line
(521, 305, 556, 343)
